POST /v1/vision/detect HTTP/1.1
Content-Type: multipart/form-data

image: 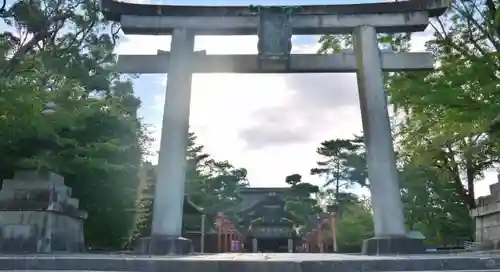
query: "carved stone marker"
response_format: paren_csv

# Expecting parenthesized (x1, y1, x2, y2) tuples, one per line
(257, 8, 292, 71)
(471, 177, 500, 250)
(0, 171, 87, 253)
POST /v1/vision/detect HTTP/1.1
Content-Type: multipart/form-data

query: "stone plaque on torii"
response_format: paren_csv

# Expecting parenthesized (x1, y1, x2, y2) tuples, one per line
(100, 0, 448, 255)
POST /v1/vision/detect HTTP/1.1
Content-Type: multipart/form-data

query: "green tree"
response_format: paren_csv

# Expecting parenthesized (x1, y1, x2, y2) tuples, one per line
(128, 161, 156, 246)
(400, 158, 473, 245)
(189, 158, 248, 230)
(0, 0, 147, 249)
(185, 132, 248, 229)
(335, 199, 374, 253)
(131, 132, 248, 241)
(317, 190, 373, 253)
(318, 0, 499, 242)
(399, 161, 472, 245)
(311, 138, 367, 212)
(386, 0, 500, 210)
(283, 174, 322, 227)
(320, 190, 359, 215)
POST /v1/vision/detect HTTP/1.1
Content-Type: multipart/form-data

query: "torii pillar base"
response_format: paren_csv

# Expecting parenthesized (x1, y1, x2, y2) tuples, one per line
(135, 236, 193, 255)
(362, 236, 425, 255)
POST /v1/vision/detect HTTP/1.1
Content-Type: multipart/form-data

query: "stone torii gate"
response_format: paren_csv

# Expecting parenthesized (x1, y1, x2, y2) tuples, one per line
(100, 0, 447, 255)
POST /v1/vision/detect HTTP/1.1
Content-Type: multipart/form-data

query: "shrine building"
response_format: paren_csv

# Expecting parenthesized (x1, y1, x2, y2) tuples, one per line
(238, 187, 301, 252)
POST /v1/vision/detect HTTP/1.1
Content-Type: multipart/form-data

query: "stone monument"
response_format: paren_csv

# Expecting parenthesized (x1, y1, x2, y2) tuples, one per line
(471, 170, 500, 250)
(100, 0, 448, 255)
(0, 171, 87, 253)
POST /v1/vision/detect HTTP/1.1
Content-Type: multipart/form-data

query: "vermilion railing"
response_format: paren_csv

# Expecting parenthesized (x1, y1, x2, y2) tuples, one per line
(304, 213, 337, 253)
(216, 212, 242, 252)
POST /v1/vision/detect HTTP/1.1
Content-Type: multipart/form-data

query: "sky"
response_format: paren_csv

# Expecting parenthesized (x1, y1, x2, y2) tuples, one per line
(114, 0, 499, 197)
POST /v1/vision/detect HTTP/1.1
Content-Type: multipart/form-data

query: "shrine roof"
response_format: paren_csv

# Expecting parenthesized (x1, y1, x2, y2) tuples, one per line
(239, 187, 290, 211)
(240, 187, 290, 194)
(240, 194, 286, 212)
(239, 194, 301, 224)
(100, 0, 447, 22)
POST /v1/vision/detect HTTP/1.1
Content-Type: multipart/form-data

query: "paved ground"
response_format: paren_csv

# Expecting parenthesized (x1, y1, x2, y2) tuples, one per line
(2, 252, 500, 271)
(10, 271, 500, 272)
(1, 251, 500, 260)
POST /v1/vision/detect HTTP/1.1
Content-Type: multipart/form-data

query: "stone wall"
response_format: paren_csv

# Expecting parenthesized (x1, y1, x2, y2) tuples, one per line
(0, 171, 87, 253)
(471, 180, 500, 249)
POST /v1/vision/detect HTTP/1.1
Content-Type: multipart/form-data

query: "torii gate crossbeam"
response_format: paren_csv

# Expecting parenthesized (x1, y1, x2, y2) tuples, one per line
(101, 0, 448, 255)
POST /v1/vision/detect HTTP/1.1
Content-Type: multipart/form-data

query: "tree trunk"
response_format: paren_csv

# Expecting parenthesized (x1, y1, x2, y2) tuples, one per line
(465, 161, 476, 209)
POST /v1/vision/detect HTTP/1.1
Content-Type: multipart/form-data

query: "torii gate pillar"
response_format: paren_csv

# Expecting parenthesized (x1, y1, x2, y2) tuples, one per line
(354, 25, 424, 254)
(137, 28, 195, 255)
(101, 0, 448, 256)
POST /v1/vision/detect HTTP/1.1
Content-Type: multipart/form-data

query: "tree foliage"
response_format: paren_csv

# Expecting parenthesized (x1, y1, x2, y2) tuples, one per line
(283, 174, 322, 227)
(386, 0, 500, 211)
(335, 198, 373, 253)
(316, 189, 373, 253)
(316, 0, 500, 243)
(311, 137, 367, 212)
(399, 161, 472, 245)
(0, 0, 147, 249)
(131, 132, 248, 242)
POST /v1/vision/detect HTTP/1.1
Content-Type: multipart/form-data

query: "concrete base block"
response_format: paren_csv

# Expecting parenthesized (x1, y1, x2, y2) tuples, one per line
(0, 171, 87, 253)
(362, 236, 425, 255)
(135, 235, 193, 255)
(3, 252, 500, 271)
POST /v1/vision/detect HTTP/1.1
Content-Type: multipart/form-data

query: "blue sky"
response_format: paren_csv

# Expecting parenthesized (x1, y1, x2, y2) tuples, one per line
(115, 0, 500, 197)
(0, 0, 487, 197)
(116, 0, 379, 195)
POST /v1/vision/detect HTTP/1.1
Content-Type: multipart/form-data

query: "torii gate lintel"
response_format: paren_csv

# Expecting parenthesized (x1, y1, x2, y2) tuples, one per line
(102, 0, 448, 256)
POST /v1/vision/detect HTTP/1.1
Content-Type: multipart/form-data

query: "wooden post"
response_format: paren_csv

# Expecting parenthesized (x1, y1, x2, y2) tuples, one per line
(318, 226, 323, 253)
(237, 232, 242, 252)
(307, 236, 311, 253)
(305, 235, 309, 253)
(201, 214, 205, 253)
(223, 220, 229, 252)
(331, 214, 338, 252)
(312, 229, 317, 253)
(216, 212, 223, 253)
(324, 228, 329, 253)
(288, 238, 293, 252)
(323, 219, 329, 253)
(235, 232, 240, 252)
(252, 237, 258, 253)
(230, 231, 234, 252)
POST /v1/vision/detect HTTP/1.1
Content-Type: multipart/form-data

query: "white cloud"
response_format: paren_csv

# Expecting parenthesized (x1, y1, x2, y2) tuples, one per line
(410, 29, 434, 52)
(238, 73, 362, 149)
(151, 73, 291, 160)
(116, 27, 495, 198)
(238, 31, 431, 150)
(118, 35, 362, 188)
(117, 35, 259, 55)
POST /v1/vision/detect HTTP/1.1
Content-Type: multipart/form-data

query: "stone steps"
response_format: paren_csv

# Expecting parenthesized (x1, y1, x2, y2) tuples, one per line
(2, 253, 500, 272)
(4, 270, 500, 272)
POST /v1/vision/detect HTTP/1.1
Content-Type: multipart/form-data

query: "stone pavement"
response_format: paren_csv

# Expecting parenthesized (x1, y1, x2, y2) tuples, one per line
(2, 252, 500, 271)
